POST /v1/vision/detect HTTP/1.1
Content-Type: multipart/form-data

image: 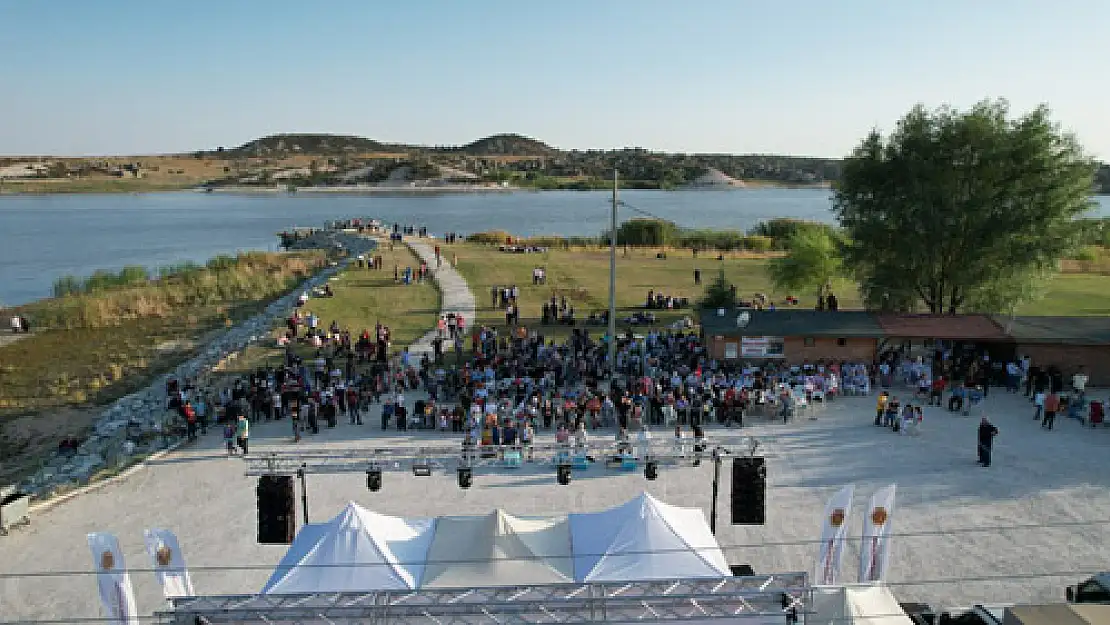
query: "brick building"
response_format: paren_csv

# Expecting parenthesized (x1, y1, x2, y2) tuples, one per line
(699, 309, 882, 363)
(697, 309, 1110, 383)
(997, 316, 1110, 386)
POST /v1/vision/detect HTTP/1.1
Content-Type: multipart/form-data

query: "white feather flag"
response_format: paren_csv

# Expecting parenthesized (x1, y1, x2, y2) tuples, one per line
(87, 533, 140, 625)
(858, 484, 897, 583)
(144, 528, 195, 598)
(815, 485, 854, 585)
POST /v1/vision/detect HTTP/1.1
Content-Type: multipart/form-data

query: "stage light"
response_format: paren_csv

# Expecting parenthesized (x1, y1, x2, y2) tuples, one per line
(556, 464, 571, 486)
(644, 461, 658, 481)
(366, 468, 382, 492)
(457, 467, 473, 489)
(413, 464, 431, 477)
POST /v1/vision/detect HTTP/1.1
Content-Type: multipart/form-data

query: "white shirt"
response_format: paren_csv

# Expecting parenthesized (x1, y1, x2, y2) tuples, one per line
(1073, 373, 1089, 391)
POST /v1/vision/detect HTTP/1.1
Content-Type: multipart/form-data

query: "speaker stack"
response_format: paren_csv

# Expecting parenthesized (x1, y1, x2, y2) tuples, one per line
(257, 475, 296, 544)
(730, 457, 766, 525)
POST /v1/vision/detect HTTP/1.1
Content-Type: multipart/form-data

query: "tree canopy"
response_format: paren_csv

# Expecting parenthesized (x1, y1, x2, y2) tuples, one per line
(767, 228, 844, 297)
(833, 99, 1096, 314)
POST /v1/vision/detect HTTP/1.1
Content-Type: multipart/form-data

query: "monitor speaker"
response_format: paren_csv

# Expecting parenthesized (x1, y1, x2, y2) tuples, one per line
(731, 457, 766, 525)
(257, 475, 296, 544)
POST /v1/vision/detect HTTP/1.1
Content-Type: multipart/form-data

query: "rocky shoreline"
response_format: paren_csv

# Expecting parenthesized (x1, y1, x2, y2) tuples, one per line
(16, 231, 377, 500)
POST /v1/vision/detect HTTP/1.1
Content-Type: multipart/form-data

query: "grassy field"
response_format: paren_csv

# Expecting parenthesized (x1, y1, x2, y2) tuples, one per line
(451, 243, 860, 341)
(449, 242, 1110, 329)
(226, 242, 440, 371)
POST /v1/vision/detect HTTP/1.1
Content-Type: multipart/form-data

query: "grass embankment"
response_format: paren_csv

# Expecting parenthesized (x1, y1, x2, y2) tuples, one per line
(226, 242, 440, 371)
(0, 251, 327, 416)
(0, 178, 195, 194)
(450, 242, 1110, 329)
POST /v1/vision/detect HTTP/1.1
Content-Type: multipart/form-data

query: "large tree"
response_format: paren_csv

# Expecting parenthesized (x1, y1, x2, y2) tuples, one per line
(833, 100, 1096, 314)
(767, 228, 844, 298)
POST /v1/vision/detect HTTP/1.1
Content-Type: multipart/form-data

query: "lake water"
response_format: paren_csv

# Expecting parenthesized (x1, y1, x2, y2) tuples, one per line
(1, 189, 1108, 306)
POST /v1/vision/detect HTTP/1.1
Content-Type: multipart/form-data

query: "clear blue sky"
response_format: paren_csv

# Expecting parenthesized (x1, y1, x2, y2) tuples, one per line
(1, 0, 1107, 158)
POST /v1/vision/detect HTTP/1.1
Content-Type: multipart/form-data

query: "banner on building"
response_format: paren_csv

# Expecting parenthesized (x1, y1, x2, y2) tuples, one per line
(858, 484, 897, 583)
(87, 533, 140, 625)
(815, 484, 854, 585)
(144, 528, 195, 599)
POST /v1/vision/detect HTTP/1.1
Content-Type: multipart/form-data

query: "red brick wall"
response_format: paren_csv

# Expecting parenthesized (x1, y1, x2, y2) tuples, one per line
(1018, 344, 1110, 386)
(784, 337, 877, 363)
(706, 336, 876, 363)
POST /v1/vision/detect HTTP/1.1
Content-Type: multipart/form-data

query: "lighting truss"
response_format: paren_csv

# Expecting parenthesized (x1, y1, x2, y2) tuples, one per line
(244, 436, 760, 477)
(158, 572, 809, 625)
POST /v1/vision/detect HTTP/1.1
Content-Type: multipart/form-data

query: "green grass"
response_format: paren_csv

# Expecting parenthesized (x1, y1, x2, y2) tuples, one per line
(451, 243, 859, 340)
(1019, 273, 1110, 316)
(450, 242, 1110, 333)
(225, 243, 440, 371)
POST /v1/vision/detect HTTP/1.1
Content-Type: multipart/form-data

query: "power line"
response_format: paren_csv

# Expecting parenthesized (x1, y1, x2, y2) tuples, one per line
(3, 516, 1108, 580)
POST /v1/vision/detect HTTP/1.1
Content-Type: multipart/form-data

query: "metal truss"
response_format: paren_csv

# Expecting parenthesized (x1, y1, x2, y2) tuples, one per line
(158, 572, 809, 625)
(244, 436, 761, 477)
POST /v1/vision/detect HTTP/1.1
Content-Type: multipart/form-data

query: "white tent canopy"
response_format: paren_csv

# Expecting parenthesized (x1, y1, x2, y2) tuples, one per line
(421, 510, 574, 588)
(263, 502, 436, 593)
(810, 584, 913, 625)
(569, 492, 730, 582)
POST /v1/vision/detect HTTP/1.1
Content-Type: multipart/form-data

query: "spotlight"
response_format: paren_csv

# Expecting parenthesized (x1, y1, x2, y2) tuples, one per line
(413, 464, 431, 477)
(457, 467, 473, 489)
(644, 461, 658, 481)
(556, 464, 571, 486)
(366, 468, 382, 492)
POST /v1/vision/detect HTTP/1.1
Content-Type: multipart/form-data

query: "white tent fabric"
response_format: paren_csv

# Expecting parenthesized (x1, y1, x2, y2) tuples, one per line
(810, 584, 913, 625)
(569, 492, 730, 582)
(421, 510, 574, 588)
(263, 502, 435, 593)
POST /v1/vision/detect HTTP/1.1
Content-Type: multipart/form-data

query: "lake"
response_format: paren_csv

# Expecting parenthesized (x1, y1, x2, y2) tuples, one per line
(1, 189, 1108, 306)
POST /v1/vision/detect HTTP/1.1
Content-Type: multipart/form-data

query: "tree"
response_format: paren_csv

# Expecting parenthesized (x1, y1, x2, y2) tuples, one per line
(699, 267, 735, 309)
(833, 99, 1097, 314)
(767, 228, 844, 298)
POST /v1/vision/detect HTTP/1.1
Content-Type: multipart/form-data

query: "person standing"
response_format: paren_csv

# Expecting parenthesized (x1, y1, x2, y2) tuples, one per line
(235, 413, 250, 455)
(977, 417, 998, 467)
(1042, 390, 1060, 430)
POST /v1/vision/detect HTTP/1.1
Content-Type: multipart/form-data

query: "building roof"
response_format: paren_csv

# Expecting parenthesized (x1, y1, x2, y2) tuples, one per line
(698, 308, 883, 338)
(994, 316, 1110, 346)
(875, 314, 1010, 341)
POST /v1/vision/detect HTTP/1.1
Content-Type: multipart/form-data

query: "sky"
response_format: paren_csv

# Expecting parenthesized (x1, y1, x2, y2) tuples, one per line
(1, 0, 1108, 159)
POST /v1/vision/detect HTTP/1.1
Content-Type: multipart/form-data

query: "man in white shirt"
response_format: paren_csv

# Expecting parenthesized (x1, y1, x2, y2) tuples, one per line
(1072, 367, 1089, 396)
(1005, 361, 1022, 393)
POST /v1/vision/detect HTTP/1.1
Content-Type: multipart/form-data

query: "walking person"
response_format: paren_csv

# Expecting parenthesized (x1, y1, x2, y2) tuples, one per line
(977, 417, 999, 467)
(235, 413, 250, 455)
(223, 420, 237, 456)
(1042, 390, 1060, 430)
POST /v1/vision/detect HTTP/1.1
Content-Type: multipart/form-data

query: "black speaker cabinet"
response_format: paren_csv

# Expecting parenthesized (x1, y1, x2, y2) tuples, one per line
(730, 456, 766, 525)
(257, 475, 296, 544)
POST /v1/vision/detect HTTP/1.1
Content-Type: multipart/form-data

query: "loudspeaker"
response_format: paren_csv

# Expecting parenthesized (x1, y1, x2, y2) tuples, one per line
(257, 475, 296, 544)
(730, 457, 766, 525)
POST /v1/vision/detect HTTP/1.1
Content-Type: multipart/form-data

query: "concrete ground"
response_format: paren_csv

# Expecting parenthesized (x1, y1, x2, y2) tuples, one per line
(2, 386, 1110, 621)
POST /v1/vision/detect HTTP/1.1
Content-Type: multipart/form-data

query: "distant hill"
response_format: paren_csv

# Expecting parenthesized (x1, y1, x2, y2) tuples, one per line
(454, 134, 556, 156)
(228, 134, 402, 156)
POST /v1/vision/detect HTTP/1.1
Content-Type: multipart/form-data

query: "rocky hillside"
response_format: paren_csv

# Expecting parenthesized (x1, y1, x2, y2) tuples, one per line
(455, 134, 556, 156)
(227, 134, 399, 156)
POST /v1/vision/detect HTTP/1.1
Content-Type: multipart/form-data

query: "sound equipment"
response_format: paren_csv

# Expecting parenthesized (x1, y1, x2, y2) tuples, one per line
(257, 475, 296, 544)
(730, 457, 766, 525)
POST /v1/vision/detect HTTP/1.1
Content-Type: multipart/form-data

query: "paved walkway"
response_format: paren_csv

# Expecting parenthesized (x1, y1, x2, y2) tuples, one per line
(404, 238, 476, 361)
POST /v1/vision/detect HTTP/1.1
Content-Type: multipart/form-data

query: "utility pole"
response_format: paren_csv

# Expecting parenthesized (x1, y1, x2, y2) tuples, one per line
(608, 169, 618, 382)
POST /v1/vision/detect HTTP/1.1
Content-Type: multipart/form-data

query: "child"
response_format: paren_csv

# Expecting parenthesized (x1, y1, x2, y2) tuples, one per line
(1033, 390, 1046, 421)
(223, 421, 237, 456)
